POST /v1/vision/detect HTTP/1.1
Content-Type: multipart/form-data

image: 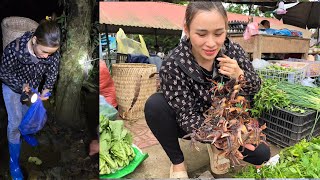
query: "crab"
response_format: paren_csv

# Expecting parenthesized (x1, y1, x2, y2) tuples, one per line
(207, 79, 226, 97)
(185, 74, 268, 166)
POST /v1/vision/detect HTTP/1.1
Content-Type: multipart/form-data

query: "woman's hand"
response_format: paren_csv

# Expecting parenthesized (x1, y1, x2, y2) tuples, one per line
(40, 89, 50, 101)
(217, 54, 244, 79)
(22, 83, 30, 93)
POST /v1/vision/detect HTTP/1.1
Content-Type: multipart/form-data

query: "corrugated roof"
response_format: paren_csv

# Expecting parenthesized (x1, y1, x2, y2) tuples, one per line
(100, 2, 282, 32)
(100, 2, 185, 30)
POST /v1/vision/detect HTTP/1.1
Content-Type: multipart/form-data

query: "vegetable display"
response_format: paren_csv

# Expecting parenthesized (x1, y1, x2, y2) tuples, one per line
(235, 136, 320, 178)
(99, 115, 135, 175)
(276, 82, 320, 111)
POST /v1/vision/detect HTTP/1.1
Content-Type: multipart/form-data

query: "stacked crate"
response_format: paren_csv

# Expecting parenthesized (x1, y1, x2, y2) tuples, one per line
(259, 107, 320, 148)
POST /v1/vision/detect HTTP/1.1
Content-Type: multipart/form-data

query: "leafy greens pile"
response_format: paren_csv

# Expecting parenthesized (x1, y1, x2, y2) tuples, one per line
(251, 78, 290, 117)
(99, 115, 135, 175)
(235, 136, 320, 178)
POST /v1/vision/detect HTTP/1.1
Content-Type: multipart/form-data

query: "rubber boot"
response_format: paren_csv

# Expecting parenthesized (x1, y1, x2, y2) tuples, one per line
(22, 134, 38, 147)
(207, 144, 230, 175)
(9, 143, 24, 180)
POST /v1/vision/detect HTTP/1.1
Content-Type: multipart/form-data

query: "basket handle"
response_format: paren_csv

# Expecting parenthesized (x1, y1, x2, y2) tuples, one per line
(149, 72, 159, 78)
(128, 75, 142, 112)
(127, 72, 159, 112)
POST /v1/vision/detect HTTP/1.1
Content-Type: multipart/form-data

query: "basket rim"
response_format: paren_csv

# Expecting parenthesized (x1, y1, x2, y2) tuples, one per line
(112, 63, 156, 68)
(1, 16, 38, 29)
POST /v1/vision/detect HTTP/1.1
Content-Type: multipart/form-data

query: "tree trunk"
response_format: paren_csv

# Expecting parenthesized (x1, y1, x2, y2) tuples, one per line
(55, 0, 93, 129)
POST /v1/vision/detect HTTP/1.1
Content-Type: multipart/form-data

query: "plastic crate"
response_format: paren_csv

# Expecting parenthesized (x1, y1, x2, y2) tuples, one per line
(264, 127, 320, 148)
(256, 60, 307, 84)
(262, 107, 316, 130)
(259, 107, 320, 147)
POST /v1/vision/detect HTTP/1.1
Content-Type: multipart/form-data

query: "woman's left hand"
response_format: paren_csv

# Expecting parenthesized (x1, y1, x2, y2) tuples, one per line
(217, 54, 244, 79)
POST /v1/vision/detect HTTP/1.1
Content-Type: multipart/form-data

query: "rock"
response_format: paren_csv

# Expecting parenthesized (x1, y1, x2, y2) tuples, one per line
(36, 132, 51, 146)
(28, 170, 45, 179)
(198, 170, 214, 179)
(46, 167, 62, 179)
(60, 150, 77, 163)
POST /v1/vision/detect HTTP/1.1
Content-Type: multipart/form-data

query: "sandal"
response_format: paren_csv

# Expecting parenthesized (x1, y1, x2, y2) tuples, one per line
(207, 144, 230, 175)
(169, 164, 189, 178)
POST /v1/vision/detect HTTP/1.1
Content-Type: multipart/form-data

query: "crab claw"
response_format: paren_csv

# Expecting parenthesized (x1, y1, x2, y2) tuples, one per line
(260, 123, 267, 130)
(221, 133, 230, 138)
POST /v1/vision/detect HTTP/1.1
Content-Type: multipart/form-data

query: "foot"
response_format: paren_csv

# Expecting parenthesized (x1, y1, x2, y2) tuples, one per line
(172, 162, 187, 172)
(22, 135, 38, 147)
(9, 143, 24, 179)
(10, 165, 24, 180)
(170, 162, 188, 178)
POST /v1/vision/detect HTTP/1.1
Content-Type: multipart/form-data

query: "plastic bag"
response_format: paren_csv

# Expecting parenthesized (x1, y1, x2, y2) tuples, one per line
(99, 60, 117, 108)
(100, 95, 118, 120)
(99, 144, 149, 179)
(252, 58, 270, 70)
(19, 96, 47, 135)
(116, 28, 149, 57)
(127, 54, 149, 63)
(301, 77, 317, 87)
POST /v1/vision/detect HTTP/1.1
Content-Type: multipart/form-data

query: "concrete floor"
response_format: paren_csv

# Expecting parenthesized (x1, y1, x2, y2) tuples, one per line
(126, 140, 281, 179)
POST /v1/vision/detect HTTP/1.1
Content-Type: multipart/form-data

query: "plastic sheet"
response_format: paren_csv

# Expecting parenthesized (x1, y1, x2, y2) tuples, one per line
(100, 144, 148, 179)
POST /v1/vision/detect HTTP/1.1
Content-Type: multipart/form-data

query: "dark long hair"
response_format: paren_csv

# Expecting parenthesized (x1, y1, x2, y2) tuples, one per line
(33, 14, 61, 47)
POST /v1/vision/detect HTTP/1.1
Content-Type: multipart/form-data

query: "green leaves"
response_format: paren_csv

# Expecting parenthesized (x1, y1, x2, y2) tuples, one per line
(277, 82, 320, 111)
(251, 78, 290, 117)
(99, 115, 136, 175)
(235, 136, 320, 178)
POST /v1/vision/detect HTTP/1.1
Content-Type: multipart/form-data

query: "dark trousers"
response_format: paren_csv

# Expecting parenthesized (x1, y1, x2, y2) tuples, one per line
(144, 93, 271, 165)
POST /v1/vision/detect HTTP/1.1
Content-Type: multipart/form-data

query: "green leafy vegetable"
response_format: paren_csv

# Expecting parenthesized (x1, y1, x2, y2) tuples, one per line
(251, 78, 290, 117)
(99, 115, 135, 175)
(235, 136, 320, 178)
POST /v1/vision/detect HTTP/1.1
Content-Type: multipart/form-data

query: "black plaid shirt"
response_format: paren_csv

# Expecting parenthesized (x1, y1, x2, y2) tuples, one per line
(0, 31, 60, 94)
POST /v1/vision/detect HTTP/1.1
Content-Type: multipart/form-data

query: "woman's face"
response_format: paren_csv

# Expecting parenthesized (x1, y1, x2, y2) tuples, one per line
(184, 10, 227, 63)
(32, 37, 59, 59)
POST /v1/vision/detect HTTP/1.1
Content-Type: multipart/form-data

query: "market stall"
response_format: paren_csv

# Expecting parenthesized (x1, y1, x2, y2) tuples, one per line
(229, 34, 310, 59)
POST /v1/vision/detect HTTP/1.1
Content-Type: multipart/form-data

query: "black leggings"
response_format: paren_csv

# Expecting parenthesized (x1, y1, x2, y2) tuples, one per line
(145, 93, 271, 165)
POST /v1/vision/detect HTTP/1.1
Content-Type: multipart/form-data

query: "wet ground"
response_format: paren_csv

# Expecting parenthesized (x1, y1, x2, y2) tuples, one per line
(0, 89, 99, 179)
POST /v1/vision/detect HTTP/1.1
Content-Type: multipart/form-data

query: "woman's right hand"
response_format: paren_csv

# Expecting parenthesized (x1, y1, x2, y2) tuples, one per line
(22, 83, 30, 93)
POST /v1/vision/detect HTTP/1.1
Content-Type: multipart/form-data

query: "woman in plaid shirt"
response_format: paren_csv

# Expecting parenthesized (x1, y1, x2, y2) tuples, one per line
(0, 16, 61, 180)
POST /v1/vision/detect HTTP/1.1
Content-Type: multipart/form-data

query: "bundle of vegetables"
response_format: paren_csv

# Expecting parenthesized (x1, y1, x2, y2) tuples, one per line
(235, 136, 320, 178)
(251, 78, 290, 117)
(183, 75, 267, 166)
(276, 82, 320, 111)
(100, 115, 136, 175)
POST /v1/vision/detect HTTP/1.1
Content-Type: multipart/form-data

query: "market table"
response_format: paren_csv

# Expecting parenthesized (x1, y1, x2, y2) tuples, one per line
(228, 34, 310, 59)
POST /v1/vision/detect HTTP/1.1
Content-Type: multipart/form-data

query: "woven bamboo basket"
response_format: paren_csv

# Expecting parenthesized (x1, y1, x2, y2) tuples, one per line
(1, 16, 38, 50)
(112, 63, 157, 120)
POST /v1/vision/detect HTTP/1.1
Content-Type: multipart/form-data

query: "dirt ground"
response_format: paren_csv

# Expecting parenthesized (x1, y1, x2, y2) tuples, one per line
(0, 90, 99, 179)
